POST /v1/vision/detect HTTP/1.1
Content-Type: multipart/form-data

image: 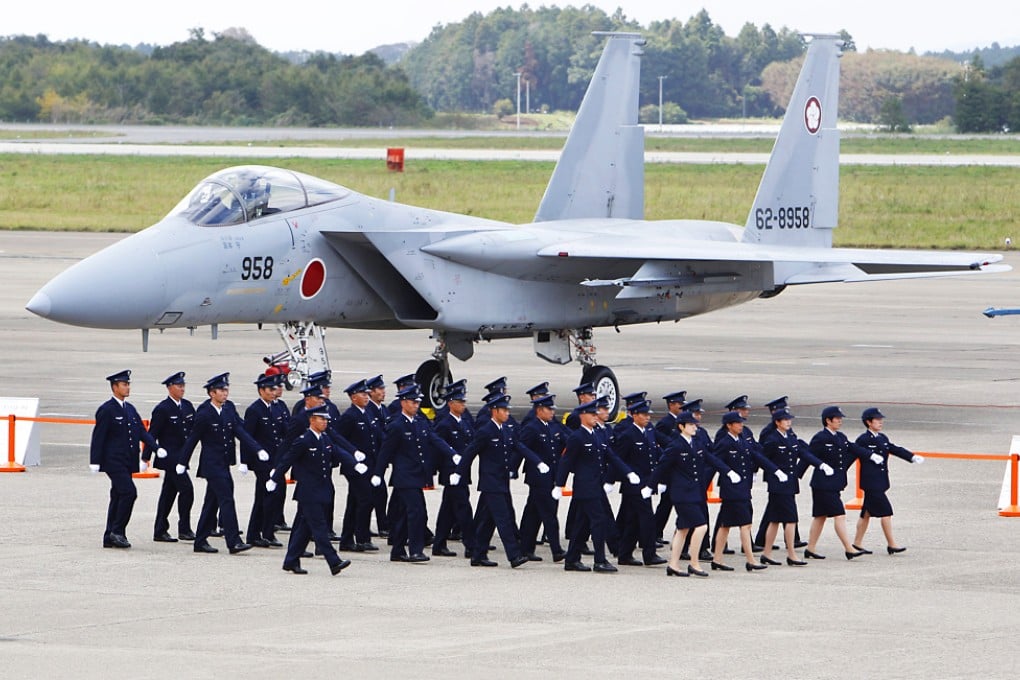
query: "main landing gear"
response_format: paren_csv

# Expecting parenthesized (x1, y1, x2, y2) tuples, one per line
(571, 328, 620, 419)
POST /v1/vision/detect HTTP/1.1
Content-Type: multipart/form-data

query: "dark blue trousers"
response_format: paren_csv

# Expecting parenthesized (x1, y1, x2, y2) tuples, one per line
(284, 500, 342, 570)
(519, 486, 562, 555)
(472, 491, 522, 562)
(154, 468, 194, 536)
(433, 485, 475, 552)
(104, 471, 137, 537)
(196, 473, 241, 546)
(389, 487, 426, 558)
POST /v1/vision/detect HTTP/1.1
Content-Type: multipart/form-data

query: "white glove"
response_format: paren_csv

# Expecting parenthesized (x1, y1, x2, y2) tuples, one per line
(912, 455, 925, 465)
(370, 475, 382, 487)
(354, 450, 366, 462)
(175, 464, 186, 475)
(657, 483, 667, 494)
(640, 486, 653, 499)
(89, 463, 100, 474)
(774, 469, 789, 483)
(257, 450, 270, 462)
(354, 463, 368, 475)
(452, 454, 462, 465)
(820, 463, 834, 476)
(870, 453, 884, 465)
(603, 482, 615, 494)
(156, 448, 168, 459)
(238, 463, 249, 476)
(627, 471, 640, 485)
(449, 472, 462, 486)
(139, 459, 148, 473)
(726, 470, 741, 484)
(266, 479, 277, 492)
(551, 487, 563, 500)
(537, 462, 550, 474)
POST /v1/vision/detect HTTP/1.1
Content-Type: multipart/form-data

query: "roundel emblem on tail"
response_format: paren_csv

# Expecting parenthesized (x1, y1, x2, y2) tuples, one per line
(300, 258, 326, 299)
(804, 97, 822, 134)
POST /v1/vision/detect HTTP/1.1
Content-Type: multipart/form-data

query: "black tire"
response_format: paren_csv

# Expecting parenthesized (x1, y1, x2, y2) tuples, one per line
(582, 365, 619, 419)
(415, 359, 452, 410)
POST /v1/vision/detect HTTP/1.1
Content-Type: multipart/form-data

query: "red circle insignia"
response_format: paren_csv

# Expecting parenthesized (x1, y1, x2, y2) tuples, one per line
(300, 258, 326, 299)
(804, 96, 822, 134)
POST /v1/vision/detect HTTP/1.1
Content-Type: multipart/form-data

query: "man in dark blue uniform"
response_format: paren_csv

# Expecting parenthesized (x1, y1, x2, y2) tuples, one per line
(364, 374, 390, 537)
(457, 394, 546, 568)
(517, 393, 567, 562)
(90, 369, 162, 549)
(180, 373, 267, 555)
(431, 385, 476, 558)
(143, 371, 195, 543)
(336, 379, 380, 552)
(556, 401, 641, 573)
(372, 385, 457, 563)
(268, 405, 356, 575)
(242, 373, 290, 548)
(613, 399, 666, 567)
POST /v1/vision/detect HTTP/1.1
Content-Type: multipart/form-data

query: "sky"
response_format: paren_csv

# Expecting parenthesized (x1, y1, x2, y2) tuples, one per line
(5, 1, 1019, 56)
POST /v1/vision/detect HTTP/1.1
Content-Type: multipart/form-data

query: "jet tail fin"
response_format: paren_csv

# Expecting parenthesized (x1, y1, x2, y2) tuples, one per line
(534, 32, 645, 222)
(742, 35, 843, 248)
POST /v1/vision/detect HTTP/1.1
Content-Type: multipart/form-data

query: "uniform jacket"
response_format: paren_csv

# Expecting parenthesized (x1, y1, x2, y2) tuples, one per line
(614, 423, 661, 494)
(271, 429, 343, 504)
(808, 427, 869, 491)
(242, 398, 290, 469)
(519, 418, 568, 489)
(433, 412, 475, 485)
(375, 413, 457, 489)
(653, 412, 681, 447)
(651, 434, 730, 503)
(760, 427, 822, 495)
(90, 398, 158, 472)
(180, 399, 263, 479)
(712, 431, 778, 501)
(337, 404, 381, 465)
(555, 426, 635, 500)
(458, 419, 542, 494)
(144, 396, 195, 470)
(855, 430, 914, 491)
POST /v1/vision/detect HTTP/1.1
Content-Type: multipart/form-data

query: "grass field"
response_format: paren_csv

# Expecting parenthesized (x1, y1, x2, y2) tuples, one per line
(0, 154, 1017, 249)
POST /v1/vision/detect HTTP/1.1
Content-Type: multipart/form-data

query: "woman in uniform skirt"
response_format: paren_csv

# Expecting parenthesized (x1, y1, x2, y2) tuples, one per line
(852, 408, 924, 555)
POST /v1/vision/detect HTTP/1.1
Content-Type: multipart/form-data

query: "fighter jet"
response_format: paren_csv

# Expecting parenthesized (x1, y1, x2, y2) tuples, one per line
(26, 33, 1007, 416)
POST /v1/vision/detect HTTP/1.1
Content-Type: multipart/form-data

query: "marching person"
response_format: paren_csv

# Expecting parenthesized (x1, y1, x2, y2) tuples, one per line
(653, 391, 687, 540)
(803, 406, 869, 561)
(364, 374, 390, 537)
(90, 369, 164, 549)
(180, 372, 267, 555)
(652, 411, 734, 578)
(758, 408, 832, 567)
(709, 411, 786, 572)
(242, 373, 290, 548)
(563, 382, 597, 431)
(753, 395, 807, 551)
(267, 405, 358, 575)
(556, 401, 642, 573)
(372, 384, 458, 563)
(336, 379, 381, 552)
(518, 393, 568, 562)
(144, 371, 196, 543)
(852, 408, 925, 555)
(613, 399, 667, 567)
(431, 385, 476, 558)
(458, 394, 549, 568)
(519, 381, 551, 427)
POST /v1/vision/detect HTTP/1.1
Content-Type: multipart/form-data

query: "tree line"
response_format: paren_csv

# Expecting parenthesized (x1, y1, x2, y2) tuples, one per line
(2, 7, 1018, 129)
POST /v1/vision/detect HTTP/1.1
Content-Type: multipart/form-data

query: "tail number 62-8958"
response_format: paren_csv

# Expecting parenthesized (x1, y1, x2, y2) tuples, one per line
(754, 206, 810, 230)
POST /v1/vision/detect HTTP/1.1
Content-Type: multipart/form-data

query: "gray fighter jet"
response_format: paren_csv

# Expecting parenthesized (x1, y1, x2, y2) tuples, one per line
(26, 33, 1007, 415)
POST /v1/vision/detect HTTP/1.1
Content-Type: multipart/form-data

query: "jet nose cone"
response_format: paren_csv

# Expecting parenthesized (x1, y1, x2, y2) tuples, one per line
(26, 290, 52, 318)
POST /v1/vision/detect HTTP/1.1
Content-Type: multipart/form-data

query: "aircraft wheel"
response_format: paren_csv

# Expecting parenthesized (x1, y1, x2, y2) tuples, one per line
(415, 359, 452, 410)
(582, 365, 619, 419)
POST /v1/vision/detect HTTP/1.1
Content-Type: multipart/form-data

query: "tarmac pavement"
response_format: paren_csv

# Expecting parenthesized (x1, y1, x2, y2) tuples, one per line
(2, 230, 1019, 678)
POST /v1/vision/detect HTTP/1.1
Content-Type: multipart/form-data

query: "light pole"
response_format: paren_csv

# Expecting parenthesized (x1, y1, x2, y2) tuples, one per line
(658, 75, 667, 132)
(515, 72, 522, 130)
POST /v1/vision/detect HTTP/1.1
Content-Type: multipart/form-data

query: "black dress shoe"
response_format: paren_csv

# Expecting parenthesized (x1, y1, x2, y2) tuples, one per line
(265, 537, 283, 548)
(377, 530, 389, 538)
(330, 558, 352, 575)
(282, 563, 308, 574)
(644, 555, 668, 566)
(357, 542, 380, 552)
(666, 565, 688, 577)
(210, 528, 224, 538)
(432, 546, 457, 557)
(751, 543, 764, 553)
(580, 543, 595, 556)
(301, 551, 313, 558)
(408, 553, 430, 563)
(510, 555, 529, 569)
(229, 543, 252, 554)
(699, 550, 714, 562)
(153, 532, 178, 543)
(794, 540, 808, 549)
(103, 534, 131, 549)
(655, 539, 667, 547)
(524, 553, 543, 562)
(274, 523, 292, 533)
(471, 558, 498, 567)
(688, 565, 708, 577)
(852, 544, 873, 555)
(336, 542, 358, 552)
(593, 561, 618, 573)
(804, 549, 826, 560)
(887, 546, 907, 555)
(328, 531, 340, 541)
(746, 562, 767, 572)
(564, 561, 591, 572)
(194, 542, 218, 554)
(722, 547, 735, 555)
(390, 554, 410, 562)
(177, 531, 196, 542)
(760, 555, 782, 566)
(618, 556, 644, 567)
(449, 531, 462, 541)
(710, 561, 734, 571)
(250, 538, 271, 548)
(787, 557, 807, 566)
(845, 550, 865, 560)
(552, 551, 567, 563)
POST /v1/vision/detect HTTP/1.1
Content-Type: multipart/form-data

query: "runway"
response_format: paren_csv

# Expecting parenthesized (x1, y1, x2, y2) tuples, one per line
(2, 230, 1019, 678)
